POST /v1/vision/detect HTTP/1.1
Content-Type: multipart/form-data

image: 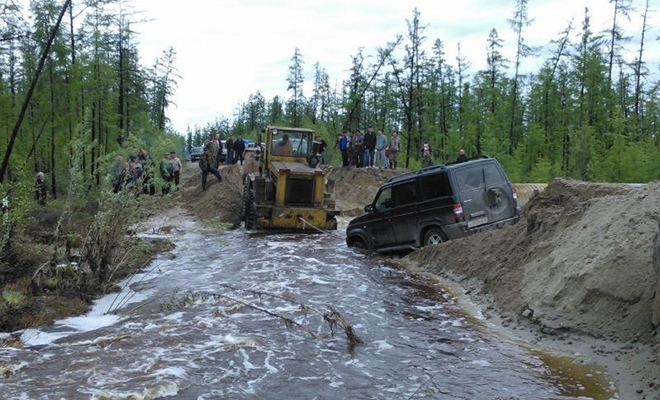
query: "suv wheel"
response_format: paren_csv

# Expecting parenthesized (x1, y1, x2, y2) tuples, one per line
(349, 238, 368, 251)
(423, 228, 444, 247)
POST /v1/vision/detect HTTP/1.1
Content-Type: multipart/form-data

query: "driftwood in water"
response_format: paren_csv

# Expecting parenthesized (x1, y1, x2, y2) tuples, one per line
(198, 283, 363, 346)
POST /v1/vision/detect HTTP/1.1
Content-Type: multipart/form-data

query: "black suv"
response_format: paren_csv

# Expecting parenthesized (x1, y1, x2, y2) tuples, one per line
(346, 156, 520, 252)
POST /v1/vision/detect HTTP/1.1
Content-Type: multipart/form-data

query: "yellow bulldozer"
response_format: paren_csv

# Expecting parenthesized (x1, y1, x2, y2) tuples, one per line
(240, 126, 338, 231)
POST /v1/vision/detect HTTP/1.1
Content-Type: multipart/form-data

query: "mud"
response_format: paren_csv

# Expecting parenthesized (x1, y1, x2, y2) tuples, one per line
(407, 178, 660, 399)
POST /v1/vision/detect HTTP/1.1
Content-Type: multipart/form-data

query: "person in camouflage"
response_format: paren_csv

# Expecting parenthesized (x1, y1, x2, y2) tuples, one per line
(35, 172, 47, 205)
(199, 146, 222, 191)
(388, 131, 401, 169)
(206, 134, 220, 168)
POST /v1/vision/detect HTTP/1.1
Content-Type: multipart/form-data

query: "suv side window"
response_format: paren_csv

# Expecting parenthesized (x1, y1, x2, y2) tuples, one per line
(392, 181, 418, 207)
(374, 187, 393, 211)
(420, 172, 452, 200)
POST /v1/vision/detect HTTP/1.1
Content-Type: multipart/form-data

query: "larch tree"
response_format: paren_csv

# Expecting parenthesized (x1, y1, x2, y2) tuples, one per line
(507, 0, 535, 154)
(286, 47, 304, 127)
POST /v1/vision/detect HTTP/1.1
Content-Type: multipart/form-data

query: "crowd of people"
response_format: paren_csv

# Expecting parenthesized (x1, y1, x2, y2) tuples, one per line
(336, 126, 402, 169)
(110, 148, 183, 195)
(337, 127, 469, 169)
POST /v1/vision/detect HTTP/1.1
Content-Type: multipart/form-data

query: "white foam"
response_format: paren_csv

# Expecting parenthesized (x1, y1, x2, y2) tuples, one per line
(20, 329, 70, 347)
(373, 340, 394, 351)
(151, 366, 187, 379)
(19, 279, 155, 346)
(469, 359, 492, 367)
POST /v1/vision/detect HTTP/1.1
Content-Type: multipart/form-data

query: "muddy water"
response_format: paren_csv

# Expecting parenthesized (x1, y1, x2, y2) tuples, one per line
(0, 222, 615, 399)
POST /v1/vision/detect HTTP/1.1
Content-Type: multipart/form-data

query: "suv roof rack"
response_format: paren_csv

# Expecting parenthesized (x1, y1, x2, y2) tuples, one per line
(386, 164, 447, 183)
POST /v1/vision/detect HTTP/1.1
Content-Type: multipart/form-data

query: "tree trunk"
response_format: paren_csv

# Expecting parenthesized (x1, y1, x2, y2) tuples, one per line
(0, 0, 72, 184)
(49, 57, 57, 199)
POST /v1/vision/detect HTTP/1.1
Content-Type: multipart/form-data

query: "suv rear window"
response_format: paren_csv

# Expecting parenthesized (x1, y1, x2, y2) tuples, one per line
(419, 172, 452, 200)
(455, 163, 505, 192)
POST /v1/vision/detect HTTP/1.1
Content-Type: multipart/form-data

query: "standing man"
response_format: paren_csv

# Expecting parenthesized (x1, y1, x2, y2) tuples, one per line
(207, 134, 220, 169)
(225, 135, 234, 165)
(375, 130, 387, 168)
(199, 145, 222, 190)
(338, 132, 349, 167)
(233, 135, 246, 165)
(363, 125, 376, 167)
(389, 131, 401, 169)
(421, 142, 433, 167)
(352, 130, 364, 168)
(456, 149, 468, 163)
(170, 151, 183, 186)
(35, 172, 47, 205)
(317, 137, 327, 164)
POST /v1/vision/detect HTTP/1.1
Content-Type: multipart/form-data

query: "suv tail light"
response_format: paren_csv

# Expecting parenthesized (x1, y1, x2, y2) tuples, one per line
(453, 203, 464, 222)
(512, 187, 519, 207)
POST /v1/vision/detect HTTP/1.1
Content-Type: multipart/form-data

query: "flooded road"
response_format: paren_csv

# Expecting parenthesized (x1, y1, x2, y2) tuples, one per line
(0, 221, 615, 399)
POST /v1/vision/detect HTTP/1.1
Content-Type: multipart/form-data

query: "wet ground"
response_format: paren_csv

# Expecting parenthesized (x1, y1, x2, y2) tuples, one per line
(0, 220, 616, 399)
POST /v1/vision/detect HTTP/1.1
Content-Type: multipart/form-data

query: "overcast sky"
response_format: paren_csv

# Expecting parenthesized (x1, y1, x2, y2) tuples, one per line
(129, 0, 658, 133)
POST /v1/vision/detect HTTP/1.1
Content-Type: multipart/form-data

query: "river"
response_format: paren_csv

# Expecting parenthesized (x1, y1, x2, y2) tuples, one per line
(0, 220, 615, 399)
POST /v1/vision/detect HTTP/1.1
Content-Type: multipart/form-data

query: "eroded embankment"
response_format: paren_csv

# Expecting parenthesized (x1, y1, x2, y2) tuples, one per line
(408, 178, 660, 341)
(180, 165, 244, 227)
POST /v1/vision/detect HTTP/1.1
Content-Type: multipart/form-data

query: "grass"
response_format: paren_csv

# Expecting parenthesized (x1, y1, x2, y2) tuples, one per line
(200, 216, 235, 231)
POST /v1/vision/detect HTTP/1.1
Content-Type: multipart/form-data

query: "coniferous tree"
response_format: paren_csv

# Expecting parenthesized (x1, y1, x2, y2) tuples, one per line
(507, 0, 535, 154)
(286, 47, 305, 127)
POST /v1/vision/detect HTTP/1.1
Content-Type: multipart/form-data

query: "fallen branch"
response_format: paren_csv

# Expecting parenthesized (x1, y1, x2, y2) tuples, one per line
(209, 291, 320, 340)
(214, 283, 363, 345)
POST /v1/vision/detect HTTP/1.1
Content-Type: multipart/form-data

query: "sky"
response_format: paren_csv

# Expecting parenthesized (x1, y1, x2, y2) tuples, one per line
(106, 1, 660, 133)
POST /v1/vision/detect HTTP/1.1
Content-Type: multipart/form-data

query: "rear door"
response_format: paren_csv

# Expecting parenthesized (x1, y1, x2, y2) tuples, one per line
(389, 180, 420, 246)
(417, 171, 455, 229)
(453, 161, 517, 228)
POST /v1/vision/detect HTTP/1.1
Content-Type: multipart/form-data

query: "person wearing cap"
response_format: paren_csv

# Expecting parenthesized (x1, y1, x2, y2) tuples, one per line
(199, 145, 222, 190)
(35, 172, 47, 205)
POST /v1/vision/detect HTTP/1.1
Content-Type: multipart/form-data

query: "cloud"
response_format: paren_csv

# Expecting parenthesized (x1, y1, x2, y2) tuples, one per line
(131, 0, 659, 133)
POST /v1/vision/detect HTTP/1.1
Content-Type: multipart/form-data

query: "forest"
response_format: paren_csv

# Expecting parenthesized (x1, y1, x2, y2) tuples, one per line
(190, 0, 660, 184)
(0, 0, 181, 315)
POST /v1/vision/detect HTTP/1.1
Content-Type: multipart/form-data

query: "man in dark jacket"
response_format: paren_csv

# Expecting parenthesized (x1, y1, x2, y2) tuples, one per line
(456, 149, 468, 163)
(225, 135, 234, 165)
(352, 130, 364, 167)
(199, 146, 222, 190)
(363, 126, 376, 167)
(233, 135, 246, 165)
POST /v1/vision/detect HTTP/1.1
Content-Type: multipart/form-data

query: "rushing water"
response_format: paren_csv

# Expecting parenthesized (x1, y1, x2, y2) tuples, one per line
(0, 220, 615, 399)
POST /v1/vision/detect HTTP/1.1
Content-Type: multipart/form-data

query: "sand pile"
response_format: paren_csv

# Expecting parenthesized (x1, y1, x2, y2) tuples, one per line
(180, 165, 244, 226)
(408, 178, 660, 341)
(325, 166, 402, 216)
